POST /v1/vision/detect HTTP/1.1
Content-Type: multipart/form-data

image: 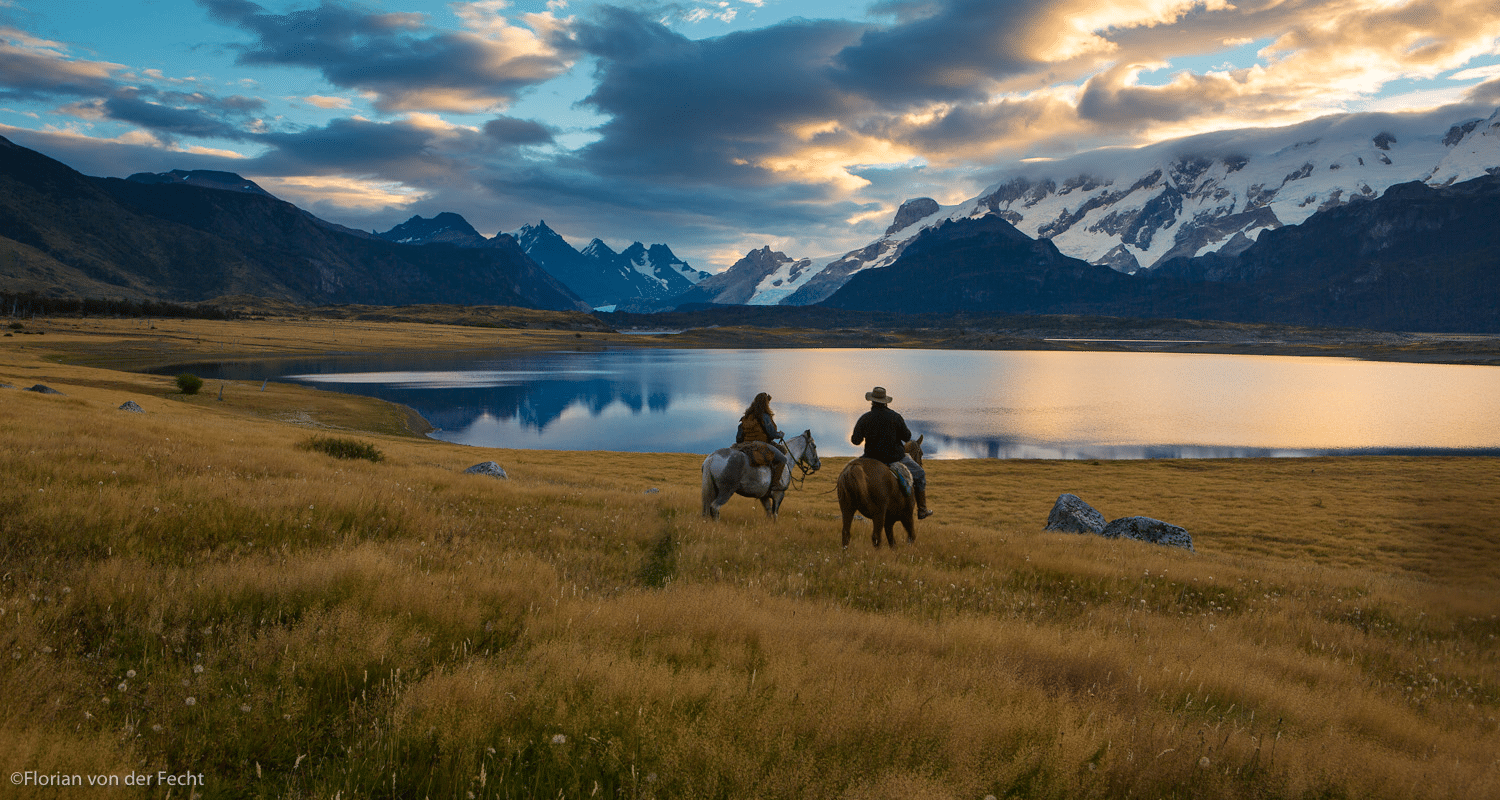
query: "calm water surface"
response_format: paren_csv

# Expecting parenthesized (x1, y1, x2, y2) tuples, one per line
(190, 348, 1500, 459)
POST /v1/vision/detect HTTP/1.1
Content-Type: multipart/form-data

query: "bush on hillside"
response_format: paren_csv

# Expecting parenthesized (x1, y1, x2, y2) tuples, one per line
(301, 435, 384, 462)
(175, 373, 204, 395)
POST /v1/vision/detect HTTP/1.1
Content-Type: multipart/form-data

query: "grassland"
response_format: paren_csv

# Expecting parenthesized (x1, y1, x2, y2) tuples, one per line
(2, 316, 1498, 799)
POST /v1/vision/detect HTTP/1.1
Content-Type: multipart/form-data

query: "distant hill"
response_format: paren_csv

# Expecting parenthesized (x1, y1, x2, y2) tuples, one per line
(0, 136, 587, 311)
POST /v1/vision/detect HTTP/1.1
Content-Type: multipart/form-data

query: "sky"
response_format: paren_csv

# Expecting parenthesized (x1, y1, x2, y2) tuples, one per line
(3, 0, 1500, 271)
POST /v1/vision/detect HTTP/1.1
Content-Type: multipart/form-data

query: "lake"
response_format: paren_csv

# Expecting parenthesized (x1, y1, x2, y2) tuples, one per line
(185, 348, 1500, 459)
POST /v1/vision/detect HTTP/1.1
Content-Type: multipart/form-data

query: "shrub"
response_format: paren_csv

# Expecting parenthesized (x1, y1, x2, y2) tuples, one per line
(301, 435, 384, 462)
(175, 373, 204, 395)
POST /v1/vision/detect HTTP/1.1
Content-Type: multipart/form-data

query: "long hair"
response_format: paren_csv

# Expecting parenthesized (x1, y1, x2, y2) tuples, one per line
(742, 391, 773, 419)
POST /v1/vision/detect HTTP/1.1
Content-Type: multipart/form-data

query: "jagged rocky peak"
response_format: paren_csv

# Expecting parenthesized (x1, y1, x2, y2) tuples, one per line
(374, 212, 486, 246)
(580, 238, 617, 258)
(886, 198, 940, 235)
(126, 169, 274, 197)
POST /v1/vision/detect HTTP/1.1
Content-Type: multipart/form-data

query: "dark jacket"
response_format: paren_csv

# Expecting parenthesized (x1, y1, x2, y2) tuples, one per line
(851, 403, 911, 463)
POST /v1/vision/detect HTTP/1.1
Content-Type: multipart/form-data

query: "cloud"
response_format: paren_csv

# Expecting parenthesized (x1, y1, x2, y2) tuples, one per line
(199, 0, 579, 113)
(572, 7, 866, 188)
(483, 115, 553, 145)
(303, 94, 353, 109)
(0, 26, 124, 100)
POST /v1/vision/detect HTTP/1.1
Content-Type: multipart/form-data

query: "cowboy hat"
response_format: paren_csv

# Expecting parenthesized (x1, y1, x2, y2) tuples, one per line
(865, 386, 893, 404)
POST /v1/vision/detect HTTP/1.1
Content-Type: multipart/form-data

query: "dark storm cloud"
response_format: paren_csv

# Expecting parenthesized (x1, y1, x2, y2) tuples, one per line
(253, 116, 450, 170)
(198, 0, 578, 112)
(101, 95, 255, 140)
(830, 0, 1039, 106)
(571, 6, 865, 186)
(483, 115, 553, 145)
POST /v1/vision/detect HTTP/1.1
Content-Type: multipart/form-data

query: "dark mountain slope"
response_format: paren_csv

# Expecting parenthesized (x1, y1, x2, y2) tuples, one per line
(0, 135, 585, 310)
(1149, 175, 1500, 331)
(821, 215, 1138, 314)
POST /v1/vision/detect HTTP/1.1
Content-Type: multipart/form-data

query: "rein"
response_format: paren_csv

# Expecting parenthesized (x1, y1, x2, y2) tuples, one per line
(779, 435, 818, 491)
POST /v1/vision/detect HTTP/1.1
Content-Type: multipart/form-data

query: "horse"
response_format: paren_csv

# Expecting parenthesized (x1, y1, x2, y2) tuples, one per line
(701, 430, 821, 521)
(836, 435, 924, 548)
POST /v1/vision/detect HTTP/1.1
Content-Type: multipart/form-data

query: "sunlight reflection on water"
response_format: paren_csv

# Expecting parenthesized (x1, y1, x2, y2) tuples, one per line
(199, 348, 1500, 459)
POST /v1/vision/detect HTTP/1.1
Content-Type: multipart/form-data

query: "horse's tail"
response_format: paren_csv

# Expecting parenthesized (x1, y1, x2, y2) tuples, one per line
(701, 455, 718, 516)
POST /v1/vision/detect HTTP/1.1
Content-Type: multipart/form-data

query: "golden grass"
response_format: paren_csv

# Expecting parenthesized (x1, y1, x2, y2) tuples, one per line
(1, 318, 1497, 799)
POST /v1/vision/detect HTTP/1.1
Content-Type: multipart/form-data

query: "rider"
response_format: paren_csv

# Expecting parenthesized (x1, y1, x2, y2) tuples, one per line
(850, 386, 933, 519)
(736, 391, 793, 490)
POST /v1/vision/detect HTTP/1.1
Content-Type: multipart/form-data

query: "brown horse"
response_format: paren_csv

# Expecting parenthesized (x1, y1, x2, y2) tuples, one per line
(836, 436, 923, 548)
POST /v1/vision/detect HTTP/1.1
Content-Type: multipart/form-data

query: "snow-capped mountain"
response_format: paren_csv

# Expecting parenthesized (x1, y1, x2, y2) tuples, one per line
(511, 221, 708, 309)
(712, 104, 1500, 307)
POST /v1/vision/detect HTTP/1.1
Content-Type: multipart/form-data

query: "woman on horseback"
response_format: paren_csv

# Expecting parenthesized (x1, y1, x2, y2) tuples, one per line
(736, 392, 792, 489)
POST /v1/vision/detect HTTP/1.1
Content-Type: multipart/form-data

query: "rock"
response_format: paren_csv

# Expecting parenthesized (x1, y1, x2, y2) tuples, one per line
(118, 400, 144, 413)
(463, 461, 508, 479)
(644, 487, 659, 494)
(1101, 516, 1195, 552)
(25, 384, 63, 395)
(1045, 493, 1106, 534)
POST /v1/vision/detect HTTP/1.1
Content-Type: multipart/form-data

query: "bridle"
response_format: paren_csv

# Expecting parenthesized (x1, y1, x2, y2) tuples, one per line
(776, 432, 820, 491)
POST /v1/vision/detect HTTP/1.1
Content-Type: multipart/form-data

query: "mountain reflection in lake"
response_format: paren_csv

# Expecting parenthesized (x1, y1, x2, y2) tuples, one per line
(189, 348, 1500, 459)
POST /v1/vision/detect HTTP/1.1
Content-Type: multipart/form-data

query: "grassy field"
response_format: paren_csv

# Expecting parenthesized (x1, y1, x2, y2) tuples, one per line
(2, 317, 1498, 799)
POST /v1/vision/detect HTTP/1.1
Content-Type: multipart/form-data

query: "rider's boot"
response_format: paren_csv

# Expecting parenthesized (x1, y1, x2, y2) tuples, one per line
(916, 488, 934, 519)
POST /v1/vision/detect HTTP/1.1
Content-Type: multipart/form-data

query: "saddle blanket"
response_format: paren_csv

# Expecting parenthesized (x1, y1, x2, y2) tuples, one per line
(888, 462, 913, 498)
(731, 440, 784, 468)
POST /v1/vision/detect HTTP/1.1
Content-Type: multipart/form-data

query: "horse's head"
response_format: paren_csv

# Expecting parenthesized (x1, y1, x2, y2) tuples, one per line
(796, 429, 822, 473)
(905, 434, 924, 464)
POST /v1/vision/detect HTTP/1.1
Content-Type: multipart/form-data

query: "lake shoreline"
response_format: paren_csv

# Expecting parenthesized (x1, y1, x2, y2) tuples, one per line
(15, 307, 1500, 371)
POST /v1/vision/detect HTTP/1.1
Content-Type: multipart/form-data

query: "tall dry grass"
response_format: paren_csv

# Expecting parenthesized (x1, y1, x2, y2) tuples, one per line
(2, 321, 1497, 799)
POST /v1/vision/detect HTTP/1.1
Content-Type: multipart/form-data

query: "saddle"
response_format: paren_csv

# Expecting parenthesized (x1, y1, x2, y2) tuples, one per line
(732, 441, 789, 494)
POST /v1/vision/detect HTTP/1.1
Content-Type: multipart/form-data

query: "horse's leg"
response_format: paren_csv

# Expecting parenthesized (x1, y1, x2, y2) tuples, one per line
(765, 489, 785, 520)
(711, 454, 746, 520)
(884, 511, 898, 548)
(840, 507, 855, 548)
(870, 509, 885, 548)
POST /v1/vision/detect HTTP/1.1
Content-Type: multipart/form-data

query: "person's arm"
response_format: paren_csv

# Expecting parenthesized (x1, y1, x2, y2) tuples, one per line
(851, 415, 865, 446)
(761, 412, 782, 440)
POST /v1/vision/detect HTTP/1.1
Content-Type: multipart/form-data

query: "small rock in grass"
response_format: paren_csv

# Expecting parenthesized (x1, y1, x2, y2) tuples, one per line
(25, 384, 63, 395)
(119, 400, 145, 413)
(1101, 516, 1195, 552)
(1044, 493, 1106, 534)
(464, 461, 508, 479)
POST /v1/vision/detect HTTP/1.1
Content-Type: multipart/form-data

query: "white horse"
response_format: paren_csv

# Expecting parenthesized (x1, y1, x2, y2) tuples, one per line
(701, 430, 821, 520)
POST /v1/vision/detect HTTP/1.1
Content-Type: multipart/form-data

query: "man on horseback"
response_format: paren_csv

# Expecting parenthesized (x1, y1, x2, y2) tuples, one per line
(851, 386, 933, 519)
(735, 391, 794, 493)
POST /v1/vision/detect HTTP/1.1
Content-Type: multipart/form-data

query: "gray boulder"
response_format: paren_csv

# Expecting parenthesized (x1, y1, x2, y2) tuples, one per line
(463, 461, 508, 479)
(1101, 516, 1195, 552)
(1045, 493, 1106, 534)
(25, 384, 63, 394)
(118, 400, 144, 413)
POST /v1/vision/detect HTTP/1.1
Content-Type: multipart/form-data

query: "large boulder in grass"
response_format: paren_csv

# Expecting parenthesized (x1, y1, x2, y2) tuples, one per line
(1101, 516, 1195, 552)
(25, 384, 63, 394)
(119, 400, 144, 413)
(464, 461, 508, 479)
(1044, 493, 1106, 535)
